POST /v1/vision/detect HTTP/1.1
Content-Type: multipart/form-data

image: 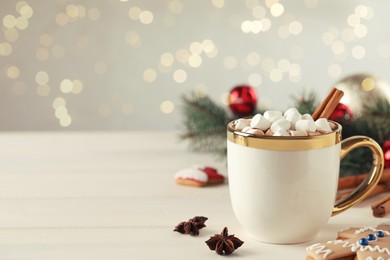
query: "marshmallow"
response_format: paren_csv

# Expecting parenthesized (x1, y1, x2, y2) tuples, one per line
(273, 129, 290, 136)
(241, 126, 252, 133)
(234, 119, 250, 130)
(250, 114, 271, 130)
(246, 128, 264, 136)
(301, 114, 315, 123)
(264, 111, 282, 121)
(284, 107, 299, 117)
(308, 131, 321, 136)
(290, 130, 308, 136)
(268, 115, 284, 123)
(284, 109, 302, 130)
(295, 119, 316, 132)
(315, 118, 332, 133)
(265, 129, 274, 136)
(270, 118, 291, 133)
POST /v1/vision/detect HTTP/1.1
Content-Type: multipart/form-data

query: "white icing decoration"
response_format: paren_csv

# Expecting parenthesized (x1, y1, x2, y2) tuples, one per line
(327, 240, 361, 252)
(306, 243, 332, 258)
(174, 168, 208, 182)
(353, 227, 390, 236)
(355, 227, 377, 234)
(359, 245, 390, 255)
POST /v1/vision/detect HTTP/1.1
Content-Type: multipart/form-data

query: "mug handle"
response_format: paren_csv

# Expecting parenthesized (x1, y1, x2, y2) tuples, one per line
(332, 136, 384, 216)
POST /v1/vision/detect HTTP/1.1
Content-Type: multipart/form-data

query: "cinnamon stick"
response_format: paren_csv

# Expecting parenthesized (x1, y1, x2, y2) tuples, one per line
(312, 87, 344, 120)
(338, 168, 390, 190)
(336, 181, 390, 201)
(371, 195, 390, 217)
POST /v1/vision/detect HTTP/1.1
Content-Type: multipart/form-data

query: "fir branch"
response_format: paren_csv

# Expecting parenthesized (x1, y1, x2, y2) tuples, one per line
(291, 90, 317, 115)
(180, 94, 230, 155)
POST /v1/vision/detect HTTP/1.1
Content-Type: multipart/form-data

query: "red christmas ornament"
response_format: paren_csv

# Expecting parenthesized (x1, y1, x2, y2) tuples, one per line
(228, 85, 257, 117)
(329, 103, 353, 123)
(384, 141, 390, 168)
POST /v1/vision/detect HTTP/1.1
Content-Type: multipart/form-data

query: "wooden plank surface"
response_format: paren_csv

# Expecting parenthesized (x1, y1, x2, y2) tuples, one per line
(0, 132, 386, 259)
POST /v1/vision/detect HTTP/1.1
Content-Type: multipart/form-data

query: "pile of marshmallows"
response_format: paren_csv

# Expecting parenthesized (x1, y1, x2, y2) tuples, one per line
(233, 108, 337, 137)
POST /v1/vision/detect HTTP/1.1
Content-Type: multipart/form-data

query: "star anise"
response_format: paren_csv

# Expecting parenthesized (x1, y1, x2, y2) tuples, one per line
(205, 227, 244, 255)
(174, 216, 208, 236)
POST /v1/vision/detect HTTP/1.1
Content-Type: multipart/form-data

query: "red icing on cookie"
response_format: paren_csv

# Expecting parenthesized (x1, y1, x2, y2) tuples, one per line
(201, 167, 224, 180)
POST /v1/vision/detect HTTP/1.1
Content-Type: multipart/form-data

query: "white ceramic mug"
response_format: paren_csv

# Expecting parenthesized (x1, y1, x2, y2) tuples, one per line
(227, 120, 384, 244)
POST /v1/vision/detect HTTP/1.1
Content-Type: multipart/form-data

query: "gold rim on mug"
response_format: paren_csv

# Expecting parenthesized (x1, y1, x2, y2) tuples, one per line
(227, 120, 342, 151)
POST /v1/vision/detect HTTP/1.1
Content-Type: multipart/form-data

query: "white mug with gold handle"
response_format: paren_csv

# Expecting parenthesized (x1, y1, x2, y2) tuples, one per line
(227, 120, 384, 244)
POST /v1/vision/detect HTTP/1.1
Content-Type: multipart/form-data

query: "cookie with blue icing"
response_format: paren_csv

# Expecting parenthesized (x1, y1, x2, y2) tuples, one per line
(306, 224, 390, 260)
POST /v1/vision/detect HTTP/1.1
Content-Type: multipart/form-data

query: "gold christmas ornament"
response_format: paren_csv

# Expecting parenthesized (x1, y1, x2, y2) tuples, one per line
(334, 73, 390, 118)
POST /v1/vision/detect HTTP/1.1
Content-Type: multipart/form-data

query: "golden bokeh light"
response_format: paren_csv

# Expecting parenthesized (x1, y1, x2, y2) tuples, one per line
(305, 0, 319, 8)
(0, 42, 12, 56)
(220, 92, 229, 105)
(4, 28, 19, 42)
(189, 41, 203, 54)
(269, 68, 283, 82)
(188, 54, 202, 67)
(277, 59, 290, 72)
(19, 5, 33, 19)
(328, 64, 342, 78)
(175, 49, 190, 64)
(88, 8, 101, 21)
(354, 24, 367, 38)
(223, 56, 237, 70)
(246, 52, 261, 66)
(361, 77, 375, 92)
(160, 100, 175, 114)
(288, 21, 302, 35)
(173, 69, 187, 83)
(160, 52, 174, 67)
(143, 68, 158, 82)
(37, 84, 51, 96)
(289, 63, 301, 77)
(194, 84, 208, 98)
(3, 15, 17, 29)
(53, 97, 66, 109)
(270, 3, 284, 17)
(15, 17, 29, 30)
(59, 115, 72, 127)
(56, 13, 69, 26)
(124, 30, 142, 48)
(16, 1, 29, 13)
(212, 0, 225, 8)
(35, 71, 49, 85)
(139, 10, 154, 24)
(7, 66, 20, 79)
(252, 5, 266, 19)
(55, 106, 68, 119)
(351, 45, 366, 60)
(40, 34, 53, 47)
(248, 73, 262, 86)
(128, 7, 142, 20)
(72, 80, 84, 94)
(169, 0, 183, 13)
(60, 79, 74, 93)
(331, 40, 345, 55)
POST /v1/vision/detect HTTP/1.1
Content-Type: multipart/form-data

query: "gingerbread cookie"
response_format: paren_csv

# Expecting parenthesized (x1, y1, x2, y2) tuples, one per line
(306, 224, 390, 259)
(175, 166, 224, 187)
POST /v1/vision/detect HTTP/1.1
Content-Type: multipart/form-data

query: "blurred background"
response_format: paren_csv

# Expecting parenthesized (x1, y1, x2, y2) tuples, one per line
(1, 0, 390, 130)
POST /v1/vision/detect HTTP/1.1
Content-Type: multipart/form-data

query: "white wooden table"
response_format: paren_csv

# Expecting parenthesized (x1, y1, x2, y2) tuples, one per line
(0, 132, 387, 259)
